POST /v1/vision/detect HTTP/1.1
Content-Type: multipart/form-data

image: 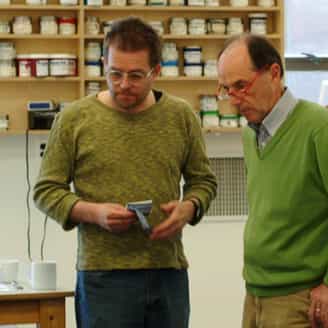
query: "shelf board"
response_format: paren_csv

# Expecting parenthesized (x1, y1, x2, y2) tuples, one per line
(0, 34, 80, 39)
(83, 5, 280, 12)
(202, 126, 242, 133)
(84, 76, 217, 81)
(0, 4, 80, 10)
(0, 77, 80, 82)
(84, 33, 280, 40)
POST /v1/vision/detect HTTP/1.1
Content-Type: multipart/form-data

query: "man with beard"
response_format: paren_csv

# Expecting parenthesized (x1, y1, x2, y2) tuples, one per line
(217, 34, 328, 328)
(34, 16, 217, 328)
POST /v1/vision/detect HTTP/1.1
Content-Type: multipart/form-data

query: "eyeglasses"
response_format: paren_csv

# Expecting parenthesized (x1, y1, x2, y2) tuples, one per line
(106, 68, 154, 85)
(217, 66, 269, 101)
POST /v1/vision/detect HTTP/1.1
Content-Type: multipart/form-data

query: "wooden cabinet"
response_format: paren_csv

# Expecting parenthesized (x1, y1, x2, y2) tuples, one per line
(0, 0, 284, 134)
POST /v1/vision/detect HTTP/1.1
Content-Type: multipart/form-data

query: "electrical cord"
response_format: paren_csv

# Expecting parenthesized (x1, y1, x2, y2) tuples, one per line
(25, 129, 32, 262)
(41, 215, 48, 261)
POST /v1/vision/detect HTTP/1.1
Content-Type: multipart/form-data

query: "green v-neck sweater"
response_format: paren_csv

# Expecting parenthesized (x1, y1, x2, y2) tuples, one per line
(243, 100, 328, 297)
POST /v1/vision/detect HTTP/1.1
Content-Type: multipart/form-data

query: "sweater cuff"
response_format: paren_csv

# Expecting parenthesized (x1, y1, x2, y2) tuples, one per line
(183, 195, 204, 226)
(61, 196, 82, 231)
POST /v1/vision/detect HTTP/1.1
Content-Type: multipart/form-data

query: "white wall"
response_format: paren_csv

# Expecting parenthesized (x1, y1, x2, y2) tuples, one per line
(0, 135, 245, 328)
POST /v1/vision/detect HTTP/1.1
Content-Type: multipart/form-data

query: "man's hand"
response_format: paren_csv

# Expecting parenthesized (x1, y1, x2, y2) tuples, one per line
(309, 284, 328, 328)
(150, 200, 195, 240)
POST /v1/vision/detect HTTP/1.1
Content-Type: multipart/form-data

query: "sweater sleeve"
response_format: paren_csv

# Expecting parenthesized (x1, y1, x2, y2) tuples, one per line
(33, 108, 81, 231)
(182, 110, 217, 225)
(313, 123, 328, 285)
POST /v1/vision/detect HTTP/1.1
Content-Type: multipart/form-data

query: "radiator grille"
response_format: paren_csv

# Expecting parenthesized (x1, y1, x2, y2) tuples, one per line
(206, 158, 248, 216)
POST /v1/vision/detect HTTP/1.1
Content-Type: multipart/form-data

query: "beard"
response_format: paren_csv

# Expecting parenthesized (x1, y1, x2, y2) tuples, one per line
(110, 88, 149, 112)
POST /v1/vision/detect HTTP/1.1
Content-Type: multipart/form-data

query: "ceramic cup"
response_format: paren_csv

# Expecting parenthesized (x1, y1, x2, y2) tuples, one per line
(30, 261, 56, 290)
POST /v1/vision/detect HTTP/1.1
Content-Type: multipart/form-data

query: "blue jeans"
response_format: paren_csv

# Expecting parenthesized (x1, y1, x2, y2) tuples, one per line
(75, 269, 190, 328)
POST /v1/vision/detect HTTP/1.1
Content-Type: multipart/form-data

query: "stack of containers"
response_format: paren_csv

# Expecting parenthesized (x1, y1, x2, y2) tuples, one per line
(200, 95, 219, 128)
(0, 42, 16, 77)
(218, 99, 240, 128)
(85, 41, 102, 77)
(183, 45, 202, 77)
(161, 42, 179, 77)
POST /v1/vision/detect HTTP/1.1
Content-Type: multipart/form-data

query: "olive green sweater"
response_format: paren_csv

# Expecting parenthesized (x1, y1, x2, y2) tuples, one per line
(243, 100, 328, 297)
(33, 91, 217, 270)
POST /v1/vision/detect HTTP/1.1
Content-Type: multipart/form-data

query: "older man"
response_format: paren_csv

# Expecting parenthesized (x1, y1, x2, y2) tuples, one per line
(217, 34, 328, 328)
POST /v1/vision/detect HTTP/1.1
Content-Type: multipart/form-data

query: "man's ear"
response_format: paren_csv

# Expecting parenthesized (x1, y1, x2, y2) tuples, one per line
(270, 63, 281, 81)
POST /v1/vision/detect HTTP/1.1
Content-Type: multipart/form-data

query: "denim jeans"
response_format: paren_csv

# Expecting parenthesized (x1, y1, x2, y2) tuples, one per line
(75, 269, 190, 328)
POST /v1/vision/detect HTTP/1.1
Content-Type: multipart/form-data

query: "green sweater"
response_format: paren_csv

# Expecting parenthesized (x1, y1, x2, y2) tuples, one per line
(33, 91, 217, 271)
(243, 100, 328, 297)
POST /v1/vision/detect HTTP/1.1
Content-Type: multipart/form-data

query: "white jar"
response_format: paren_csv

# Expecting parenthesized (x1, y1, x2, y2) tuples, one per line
(204, 60, 217, 77)
(0, 0, 10, 4)
(0, 60, 16, 77)
(161, 63, 179, 77)
(0, 113, 9, 131)
(60, 0, 78, 4)
(85, 42, 101, 61)
(103, 21, 114, 35)
(188, 18, 207, 35)
(187, 0, 204, 5)
(230, 0, 248, 6)
(207, 18, 226, 34)
(162, 42, 178, 62)
(205, 0, 218, 6)
(202, 112, 219, 128)
(34, 54, 49, 77)
(169, 0, 184, 5)
(239, 116, 248, 127)
(227, 17, 243, 35)
(200, 95, 217, 112)
(249, 13, 268, 35)
(85, 61, 102, 77)
(184, 63, 202, 77)
(40, 16, 58, 35)
(128, 0, 146, 5)
(170, 17, 187, 35)
(85, 16, 100, 35)
(220, 115, 239, 128)
(110, 0, 127, 4)
(148, 0, 167, 5)
(12, 16, 32, 35)
(183, 46, 202, 64)
(257, 0, 274, 7)
(86, 0, 103, 5)
(149, 21, 164, 35)
(59, 17, 76, 35)
(86, 81, 101, 96)
(0, 42, 15, 60)
(49, 54, 77, 76)
(26, 0, 47, 4)
(0, 20, 10, 34)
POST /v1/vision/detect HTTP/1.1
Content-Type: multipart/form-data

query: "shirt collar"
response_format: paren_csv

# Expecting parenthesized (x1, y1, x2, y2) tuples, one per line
(248, 87, 298, 136)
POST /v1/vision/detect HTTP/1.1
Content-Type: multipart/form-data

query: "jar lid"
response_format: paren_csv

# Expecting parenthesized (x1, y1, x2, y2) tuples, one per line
(16, 53, 50, 59)
(161, 60, 179, 66)
(220, 114, 239, 119)
(208, 18, 226, 23)
(183, 46, 202, 51)
(49, 54, 77, 59)
(85, 60, 101, 65)
(184, 62, 203, 67)
(248, 13, 268, 18)
(202, 111, 218, 116)
(58, 17, 76, 23)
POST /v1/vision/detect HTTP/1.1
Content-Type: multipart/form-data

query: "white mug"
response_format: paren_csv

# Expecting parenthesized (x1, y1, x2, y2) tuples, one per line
(30, 261, 57, 290)
(0, 259, 19, 283)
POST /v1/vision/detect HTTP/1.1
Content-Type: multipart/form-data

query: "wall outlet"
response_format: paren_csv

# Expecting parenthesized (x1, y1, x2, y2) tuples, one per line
(40, 142, 46, 157)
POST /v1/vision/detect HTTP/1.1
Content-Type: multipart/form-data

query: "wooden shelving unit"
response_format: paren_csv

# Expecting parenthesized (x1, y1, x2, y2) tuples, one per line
(0, 0, 284, 134)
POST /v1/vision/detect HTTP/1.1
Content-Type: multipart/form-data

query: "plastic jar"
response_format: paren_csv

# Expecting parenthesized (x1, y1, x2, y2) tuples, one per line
(220, 115, 240, 128)
(149, 21, 164, 35)
(207, 18, 226, 34)
(128, 0, 146, 5)
(110, 0, 127, 4)
(85, 16, 100, 35)
(0, 113, 9, 131)
(0, 60, 16, 77)
(85, 61, 102, 77)
(40, 16, 58, 35)
(184, 63, 203, 77)
(239, 116, 248, 127)
(170, 17, 187, 35)
(187, 0, 204, 5)
(204, 60, 217, 77)
(249, 13, 268, 35)
(148, 0, 167, 5)
(188, 18, 207, 35)
(205, 0, 219, 6)
(227, 17, 244, 35)
(12, 16, 32, 35)
(86, 81, 101, 96)
(49, 54, 77, 76)
(86, 0, 103, 5)
(0, 20, 10, 34)
(202, 111, 219, 127)
(257, 0, 274, 7)
(230, 0, 248, 6)
(102, 21, 113, 35)
(162, 43, 178, 62)
(168, 0, 184, 5)
(60, 0, 78, 4)
(183, 46, 202, 64)
(26, 0, 47, 4)
(85, 42, 101, 61)
(0, 42, 16, 60)
(58, 17, 76, 35)
(16, 54, 49, 77)
(200, 95, 217, 112)
(161, 61, 179, 77)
